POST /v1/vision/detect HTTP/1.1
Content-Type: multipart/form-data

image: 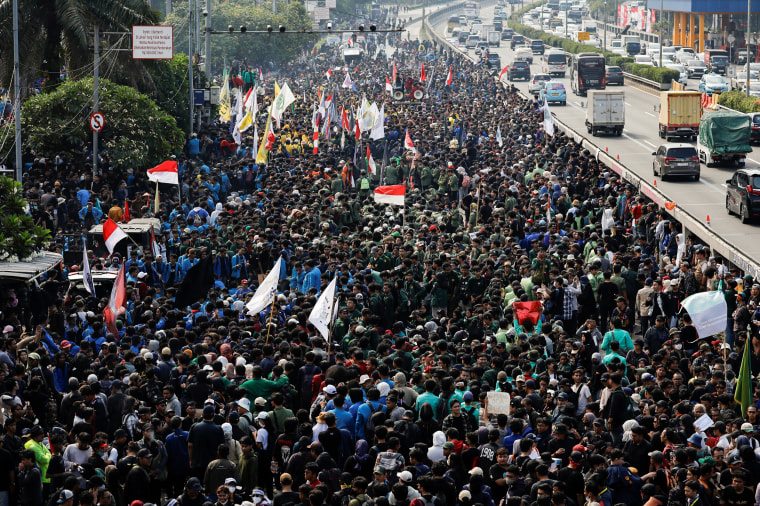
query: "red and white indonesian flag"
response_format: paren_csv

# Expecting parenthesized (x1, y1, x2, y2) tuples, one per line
(374, 185, 405, 206)
(103, 264, 126, 336)
(326, 68, 332, 80)
(147, 160, 179, 185)
(498, 64, 509, 80)
(103, 218, 128, 254)
(404, 129, 416, 153)
(446, 67, 453, 86)
(385, 77, 393, 93)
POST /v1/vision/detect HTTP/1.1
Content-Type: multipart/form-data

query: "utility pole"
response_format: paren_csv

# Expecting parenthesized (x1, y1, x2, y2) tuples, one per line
(205, 0, 211, 81)
(93, 25, 100, 177)
(189, 0, 195, 136)
(274, 0, 277, 15)
(12, 0, 21, 182)
(166, 0, 171, 15)
(604, 0, 607, 51)
(659, 0, 662, 67)
(747, 0, 751, 97)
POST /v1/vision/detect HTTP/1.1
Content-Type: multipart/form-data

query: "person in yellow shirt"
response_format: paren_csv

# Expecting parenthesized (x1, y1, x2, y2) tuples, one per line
(24, 426, 52, 492)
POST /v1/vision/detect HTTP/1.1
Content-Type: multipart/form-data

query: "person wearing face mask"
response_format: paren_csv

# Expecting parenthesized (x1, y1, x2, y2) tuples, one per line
(215, 485, 233, 506)
(252, 488, 272, 506)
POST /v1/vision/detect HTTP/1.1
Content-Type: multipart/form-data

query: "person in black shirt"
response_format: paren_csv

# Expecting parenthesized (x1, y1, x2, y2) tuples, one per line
(273, 473, 301, 506)
(722, 470, 754, 506)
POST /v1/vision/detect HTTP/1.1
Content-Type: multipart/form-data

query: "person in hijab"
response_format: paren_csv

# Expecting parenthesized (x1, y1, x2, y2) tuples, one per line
(343, 440, 374, 479)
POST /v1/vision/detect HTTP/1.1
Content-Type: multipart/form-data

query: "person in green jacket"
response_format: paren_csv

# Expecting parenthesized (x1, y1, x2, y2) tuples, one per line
(330, 172, 344, 195)
(24, 426, 52, 486)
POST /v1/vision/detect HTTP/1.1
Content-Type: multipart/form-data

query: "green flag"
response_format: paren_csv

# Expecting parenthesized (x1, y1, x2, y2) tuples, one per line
(735, 340, 753, 417)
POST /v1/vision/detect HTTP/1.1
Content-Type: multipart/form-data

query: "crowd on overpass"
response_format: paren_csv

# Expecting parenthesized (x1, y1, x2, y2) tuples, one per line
(3, 14, 760, 506)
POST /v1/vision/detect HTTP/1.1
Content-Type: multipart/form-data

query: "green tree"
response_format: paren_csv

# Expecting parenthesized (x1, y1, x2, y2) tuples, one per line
(0, 176, 51, 261)
(0, 77, 183, 170)
(0, 0, 158, 90)
(165, 0, 316, 71)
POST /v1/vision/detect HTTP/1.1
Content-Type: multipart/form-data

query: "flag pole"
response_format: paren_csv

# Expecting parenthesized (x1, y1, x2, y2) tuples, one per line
(154, 181, 160, 216)
(265, 293, 277, 344)
(327, 292, 339, 357)
(473, 178, 482, 230)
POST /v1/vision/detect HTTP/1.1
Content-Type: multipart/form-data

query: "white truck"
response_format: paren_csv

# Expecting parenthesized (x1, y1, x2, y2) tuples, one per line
(487, 29, 500, 46)
(478, 23, 492, 40)
(585, 90, 625, 136)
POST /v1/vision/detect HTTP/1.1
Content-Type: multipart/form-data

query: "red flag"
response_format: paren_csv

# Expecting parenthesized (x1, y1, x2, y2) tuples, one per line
(103, 264, 126, 336)
(393, 61, 398, 85)
(313, 129, 319, 155)
(421, 63, 426, 82)
(355, 120, 361, 140)
(326, 68, 332, 80)
(665, 202, 677, 211)
(446, 67, 453, 86)
(385, 77, 393, 93)
(123, 201, 130, 222)
(498, 64, 509, 80)
(374, 185, 406, 205)
(513, 301, 542, 325)
(266, 127, 276, 150)
(341, 107, 350, 130)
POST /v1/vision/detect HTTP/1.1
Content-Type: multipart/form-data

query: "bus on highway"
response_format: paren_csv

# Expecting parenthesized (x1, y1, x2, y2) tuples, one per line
(570, 52, 606, 96)
(463, 2, 479, 18)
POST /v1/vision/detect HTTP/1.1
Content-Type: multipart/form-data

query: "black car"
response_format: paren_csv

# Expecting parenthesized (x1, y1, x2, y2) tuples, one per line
(605, 66, 624, 85)
(749, 113, 760, 143)
(530, 39, 545, 55)
(502, 28, 514, 40)
(487, 54, 502, 70)
(511, 34, 526, 49)
(726, 168, 760, 223)
(507, 61, 531, 81)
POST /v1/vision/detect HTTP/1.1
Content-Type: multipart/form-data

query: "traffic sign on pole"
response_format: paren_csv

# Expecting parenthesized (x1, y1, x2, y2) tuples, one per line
(89, 111, 104, 132)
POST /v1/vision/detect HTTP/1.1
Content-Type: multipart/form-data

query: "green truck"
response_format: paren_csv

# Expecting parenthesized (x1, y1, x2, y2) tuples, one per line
(697, 109, 752, 167)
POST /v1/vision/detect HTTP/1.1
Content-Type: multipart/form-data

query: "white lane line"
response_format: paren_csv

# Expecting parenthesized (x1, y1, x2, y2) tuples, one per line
(749, 158, 760, 164)
(625, 102, 632, 106)
(643, 140, 657, 148)
(645, 111, 656, 117)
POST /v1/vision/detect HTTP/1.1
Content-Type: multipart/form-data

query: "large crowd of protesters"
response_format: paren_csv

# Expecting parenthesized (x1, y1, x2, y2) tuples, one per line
(2, 11, 760, 506)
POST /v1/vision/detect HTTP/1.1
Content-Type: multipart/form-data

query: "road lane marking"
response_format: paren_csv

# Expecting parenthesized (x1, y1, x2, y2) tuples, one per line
(643, 140, 657, 148)
(645, 111, 656, 117)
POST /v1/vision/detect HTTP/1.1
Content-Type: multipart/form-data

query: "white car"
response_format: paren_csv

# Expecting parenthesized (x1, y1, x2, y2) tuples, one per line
(666, 64, 688, 85)
(647, 42, 661, 57)
(732, 71, 760, 90)
(529, 73, 552, 95)
(675, 48, 696, 64)
(635, 55, 655, 66)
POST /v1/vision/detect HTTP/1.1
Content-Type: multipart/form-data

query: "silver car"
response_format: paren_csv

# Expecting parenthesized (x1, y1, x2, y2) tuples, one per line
(652, 143, 700, 181)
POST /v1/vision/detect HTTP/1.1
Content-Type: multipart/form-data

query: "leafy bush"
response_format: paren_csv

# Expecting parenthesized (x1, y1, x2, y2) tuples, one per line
(618, 63, 680, 84)
(718, 90, 760, 113)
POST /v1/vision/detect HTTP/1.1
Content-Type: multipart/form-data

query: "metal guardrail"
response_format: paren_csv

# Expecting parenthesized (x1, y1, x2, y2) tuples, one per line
(596, 21, 660, 44)
(623, 71, 669, 94)
(425, 5, 760, 279)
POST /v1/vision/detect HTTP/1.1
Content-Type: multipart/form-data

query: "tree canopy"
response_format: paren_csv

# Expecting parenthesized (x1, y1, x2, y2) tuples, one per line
(0, 0, 158, 90)
(0, 176, 51, 262)
(2, 77, 184, 170)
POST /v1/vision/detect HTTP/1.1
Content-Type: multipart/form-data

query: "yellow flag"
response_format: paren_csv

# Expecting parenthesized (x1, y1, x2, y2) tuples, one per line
(274, 81, 281, 97)
(219, 70, 231, 122)
(256, 105, 273, 164)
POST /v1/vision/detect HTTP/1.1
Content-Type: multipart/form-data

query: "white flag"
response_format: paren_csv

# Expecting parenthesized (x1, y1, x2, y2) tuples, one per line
(308, 277, 338, 340)
(496, 126, 503, 147)
(681, 291, 727, 339)
(246, 256, 283, 315)
(82, 248, 95, 297)
(271, 83, 296, 127)
(342, 72, 354, 89)
(542, 101, 554, 137)
(369, 104, 385, 140)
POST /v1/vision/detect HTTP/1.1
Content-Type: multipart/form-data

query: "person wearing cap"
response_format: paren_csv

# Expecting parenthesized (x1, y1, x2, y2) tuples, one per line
(179, 477, 205, 506)
(23, 424, 51, 489)
(124, 448, 154, 504)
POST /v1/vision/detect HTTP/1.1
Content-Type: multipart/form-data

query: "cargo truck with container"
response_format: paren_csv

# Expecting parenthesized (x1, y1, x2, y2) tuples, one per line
(585, 90, 625, 136)
(480, 24, 494, 40)
(488, 30, 501, 46)
(622, 35, 641, 56)
(658, 91, 702, 141)
(697, 110, 752, 167)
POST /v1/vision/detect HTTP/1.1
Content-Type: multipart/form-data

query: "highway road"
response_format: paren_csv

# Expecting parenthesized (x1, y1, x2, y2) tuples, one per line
(428, 4, 760, 263)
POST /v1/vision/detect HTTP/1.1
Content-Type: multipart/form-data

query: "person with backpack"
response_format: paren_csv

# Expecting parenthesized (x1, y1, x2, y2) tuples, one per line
(602, 373, 629, 445)
(409, 476, 443, 506)
(355, 388, 386, 441)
